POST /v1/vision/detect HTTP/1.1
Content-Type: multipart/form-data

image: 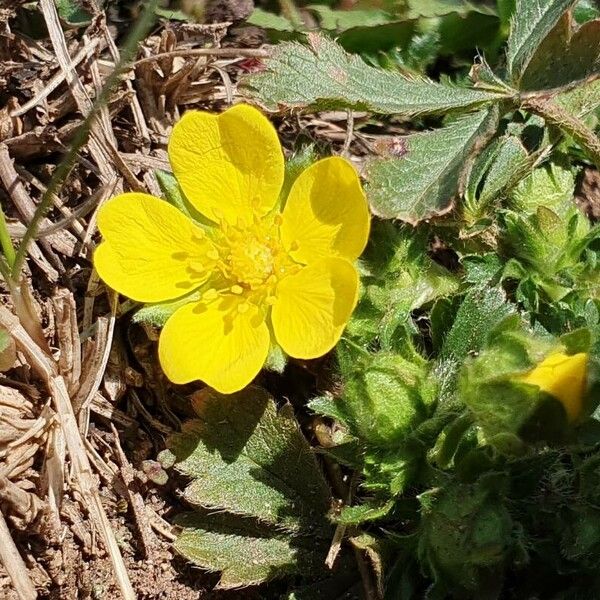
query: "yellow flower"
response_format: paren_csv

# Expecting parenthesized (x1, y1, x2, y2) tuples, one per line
(94, 104, 370, 393)
(518, 352, 588, 422)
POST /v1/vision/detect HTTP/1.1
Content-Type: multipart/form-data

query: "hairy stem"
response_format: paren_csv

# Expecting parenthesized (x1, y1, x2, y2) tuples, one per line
(522, 97, 600, 169)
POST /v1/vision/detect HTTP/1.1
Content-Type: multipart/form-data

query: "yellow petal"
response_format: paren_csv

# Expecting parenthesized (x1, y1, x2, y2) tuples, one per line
(95, 193, 214, 303)
(159, 296, 270, 393)
(168, 104, 284, 224)
(519, 352, 588, 422)
(280, 157, 370, 264)
(272, 257, 359, 359)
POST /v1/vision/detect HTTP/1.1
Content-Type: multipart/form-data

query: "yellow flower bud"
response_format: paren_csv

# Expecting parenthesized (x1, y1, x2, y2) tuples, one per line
(518, 352, 588, 422)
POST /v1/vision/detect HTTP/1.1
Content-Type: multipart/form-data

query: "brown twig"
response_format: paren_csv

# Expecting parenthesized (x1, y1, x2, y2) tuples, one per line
(134, 46, 270, 66)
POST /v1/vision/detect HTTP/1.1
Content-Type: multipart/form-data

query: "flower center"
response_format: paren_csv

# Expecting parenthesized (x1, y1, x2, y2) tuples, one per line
(228, 235, 275, 286)
(210, 216, 298, 296)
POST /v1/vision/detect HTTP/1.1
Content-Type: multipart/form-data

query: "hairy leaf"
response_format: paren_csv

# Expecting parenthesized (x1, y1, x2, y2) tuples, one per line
(510, 161, 576, 216)
(175, 513, 323, 589)
(478, 135, 530, 205)
(366, 108, 499, 222)
(440, 287, 517, 364)
(556, 77, 600, 116)
(167, 387, 332, 587)
(166, 386, 331, 532)
(244, 34, 506, 116)
(506, 0, 577, 84)
(520, 14, 600, 90)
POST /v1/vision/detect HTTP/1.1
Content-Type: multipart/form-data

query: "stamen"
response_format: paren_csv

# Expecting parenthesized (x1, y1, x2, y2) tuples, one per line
(206, 249, 219, 261)
(231, 285, 244, 295)
(188, 260, 205, 273)
(203, 288, 218, 301)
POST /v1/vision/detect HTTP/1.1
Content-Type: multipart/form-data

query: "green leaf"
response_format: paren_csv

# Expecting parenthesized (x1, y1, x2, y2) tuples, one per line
(247, 7, 295, 31)
(166, 386, 331, 533)
(366, 108, 499, 222)
(338, 500, 395, 525)
(520, 14, 600, 91)
(306, 7, 415, 53)
(308, 6, 393, 30)
(440, 286, 517, 365)
(167, 387, 332, 587)
(418, 479, 513, 594)
(244, 34, 507, 116)
(175, 512, 323, 589)
(555, 77, 600, 117)
(506, 0, 577, 84)
(336, 352, 435, 449)
(510, 160, 576, 216)
(154, 7, 192, 21)
(574, 0, 600, 23)
(55, 0, 91, 26)
(404, 0, 496, 18)
(132, 292, 200, 327)
(0, 327, 15, 372)
(478, 135, 530, 205)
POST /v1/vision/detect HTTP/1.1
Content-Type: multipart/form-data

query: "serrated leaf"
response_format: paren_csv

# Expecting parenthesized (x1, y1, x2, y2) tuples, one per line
(555, 76, 600, 117)
(175, 512, 323, 589)
(440, 286, 517, 364)
(520, 14, 600, 90)
(510, 161, 576, 216)
(506, 0, 577, 84)
(0, 327, 15, 372)
(244, 34, 506, 116)
(366, 107, 499, 222)
(167, 386, 331, 533)
(170, 388, 333, 588)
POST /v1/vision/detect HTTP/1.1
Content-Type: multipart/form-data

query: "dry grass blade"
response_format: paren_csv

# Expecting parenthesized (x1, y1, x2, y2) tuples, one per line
(0, 306, 136, 600)
(0, 509, 37, 600)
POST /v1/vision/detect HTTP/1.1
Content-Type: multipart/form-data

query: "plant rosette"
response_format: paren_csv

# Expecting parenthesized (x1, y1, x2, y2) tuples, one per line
(94, 104, 370, 393)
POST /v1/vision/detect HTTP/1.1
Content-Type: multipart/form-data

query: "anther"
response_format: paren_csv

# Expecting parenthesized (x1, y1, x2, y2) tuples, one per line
(203, 288, 218, 301)
(206, 249, 219, 261)
(231, 285, 243, 295)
